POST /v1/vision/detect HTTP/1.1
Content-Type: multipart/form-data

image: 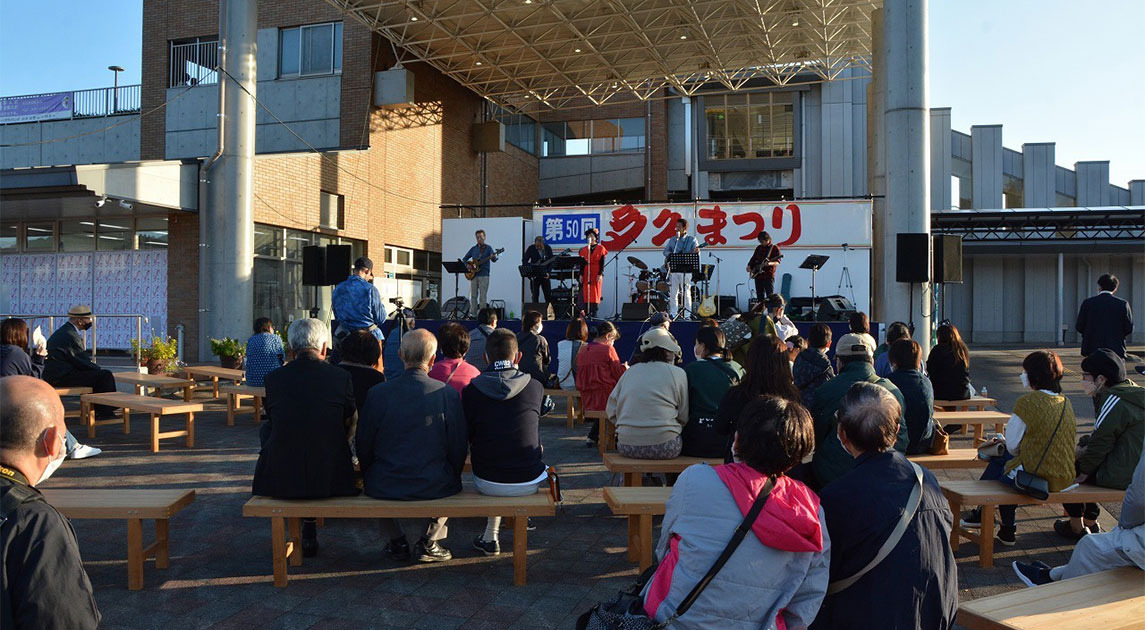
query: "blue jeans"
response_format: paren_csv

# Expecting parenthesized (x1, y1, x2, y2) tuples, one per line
(980, 452, 1017, 527)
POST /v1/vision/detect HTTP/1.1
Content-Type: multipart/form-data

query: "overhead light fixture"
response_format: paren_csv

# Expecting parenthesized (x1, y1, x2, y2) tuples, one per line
(94, 195, 108, 208)
(680, 34, 687, 40)
(476, 61, 482, 66)
(792, 20, 800, 26)
(525, 0, 532, 4)
(119, 199, 133, 210)
(410, 16, 418, 21)
(574, 48, 581, 53)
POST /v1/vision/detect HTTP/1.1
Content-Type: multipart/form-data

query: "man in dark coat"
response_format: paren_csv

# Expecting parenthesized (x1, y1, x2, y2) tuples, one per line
(811, 382, 957, 630)
(516, 310, 551, 385)
(357, 329, 467, 564)
(1, 376, 100, 629)
(251, 318, 358, 557)
(41, 306, 118, 421)
(1076, 273, 1134, 358)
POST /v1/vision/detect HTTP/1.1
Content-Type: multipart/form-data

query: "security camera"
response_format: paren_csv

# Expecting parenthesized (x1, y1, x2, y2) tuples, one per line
(94, 195, 108, 208)
(119, 199, 133, 210)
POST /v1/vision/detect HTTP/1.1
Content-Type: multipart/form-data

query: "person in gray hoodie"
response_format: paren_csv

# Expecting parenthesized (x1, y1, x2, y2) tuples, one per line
(464, 308, 499, 371)
(462, 328, 546, 556)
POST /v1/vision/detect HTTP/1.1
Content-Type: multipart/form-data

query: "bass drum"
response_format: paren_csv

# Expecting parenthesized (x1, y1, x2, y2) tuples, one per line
(655, 279, 670, 294)
(635, 280, 651, 293)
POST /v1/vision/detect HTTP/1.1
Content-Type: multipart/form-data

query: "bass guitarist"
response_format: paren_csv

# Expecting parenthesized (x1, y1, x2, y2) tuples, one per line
(463, 229, 500, 317)
(747, 231, 782, 301)
(522, 235, 553, 303)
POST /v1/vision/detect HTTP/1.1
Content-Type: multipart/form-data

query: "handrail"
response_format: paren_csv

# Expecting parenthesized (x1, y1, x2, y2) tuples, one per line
(0, 85, 141, 124)
(0, 313, 150, 364)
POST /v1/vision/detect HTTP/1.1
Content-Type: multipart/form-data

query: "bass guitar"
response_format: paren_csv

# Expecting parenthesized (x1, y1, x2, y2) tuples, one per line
(465, 247, 505, 280)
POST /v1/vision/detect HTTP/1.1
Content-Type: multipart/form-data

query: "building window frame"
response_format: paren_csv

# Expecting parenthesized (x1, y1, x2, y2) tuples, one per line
(278, 22, 343, 79)
(696, 90, 802, 172)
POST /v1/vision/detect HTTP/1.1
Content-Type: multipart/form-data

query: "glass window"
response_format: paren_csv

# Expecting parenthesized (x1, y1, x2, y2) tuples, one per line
(565, 121, 591, 156)
(542, 122, 566, 157)
(319, 191, 344, 230)
(285, 229, 312, 261)
(254, 225, 282, 257)
(1, 223, 17, 252)
(96, 220, 131, 251)
(279, 29, 300, 77)
(618, 118, 646, 152)
(254, 258, 284, 327)
(136, 217, 168, 249)
(706, 92, 796, 160)
(23, 222, 54, 251)
(301, 23, 334, 75)
(706, 99, 727, 159)
(397, 250, 411, 266)
(590, 119, 619, 154)
(333, 22, 343, 72)
(726, 95, 749, 159)
(59, 220, 95, 252)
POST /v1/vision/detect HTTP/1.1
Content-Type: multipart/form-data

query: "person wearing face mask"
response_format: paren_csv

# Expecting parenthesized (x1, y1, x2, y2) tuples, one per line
(1, 375, 100, 629)
(1056, 349, 1143, 541)
(681, 326, 744, 458)
(516, 310, 554, 415)
(42, 306, 119, 422)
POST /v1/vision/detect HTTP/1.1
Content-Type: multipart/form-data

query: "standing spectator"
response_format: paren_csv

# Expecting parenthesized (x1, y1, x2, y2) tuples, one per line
(641, 397, 829, 629)
(245, 317, 285, 388)
(357, 330, 467, 563)
(331, 257, 386, 346)
(42, 306, 118, 422)
(811, 383, 957, 630)
(715, 335, 800, 461)
(463, 330, 546, 556)
(874, 321, 910, 377)
(886, 339, 935, 454)
(252, 319, 359, 557)
(681, 326, 744, 458)
(0, 376, 100, 629)
(961, 351, 1076, 546)
(927, 323, 972, 401)
(336, 330, 386, 413)
(1056, 349, 1143, 540)
(1076, 274, 1134, 358)
(767, 294, 798, 342)
(608, 328, 688, 460)
(428, 323, 480, 394)
(577, 322, 626, 447)
(793, 323, 835, 410)
(465, 308, 498, 372)
(555, 318, 588, 391)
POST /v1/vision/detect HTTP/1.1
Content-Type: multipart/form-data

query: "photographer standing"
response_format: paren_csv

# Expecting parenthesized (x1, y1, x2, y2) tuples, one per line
(332, 257, 387, 348)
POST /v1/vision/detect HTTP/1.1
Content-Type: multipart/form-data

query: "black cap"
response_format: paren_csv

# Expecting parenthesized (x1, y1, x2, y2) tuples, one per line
(354, 257, 374, 271)
(1080, 348, 1126, 384)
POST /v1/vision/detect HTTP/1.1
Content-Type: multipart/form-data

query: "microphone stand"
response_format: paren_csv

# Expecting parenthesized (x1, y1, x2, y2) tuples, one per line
(602, 249, 624, 320)
(709, 250, 723, 318)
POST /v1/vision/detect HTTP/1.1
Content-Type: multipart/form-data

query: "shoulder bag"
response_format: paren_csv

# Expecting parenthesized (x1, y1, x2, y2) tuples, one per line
(1012, 401, 1068, 501)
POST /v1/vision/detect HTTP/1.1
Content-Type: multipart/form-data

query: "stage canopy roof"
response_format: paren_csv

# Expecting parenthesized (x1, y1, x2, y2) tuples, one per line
(327, 0, 880, 111)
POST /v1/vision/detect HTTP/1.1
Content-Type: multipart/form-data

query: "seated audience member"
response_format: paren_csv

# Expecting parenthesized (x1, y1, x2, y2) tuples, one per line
(1056, 349, 1143, 540)
(0, 376, 100, 629)
(793, 323, 835, 410)
(252, 319, 358, 557)
(577, 321, 626, 447)
(382, 310, 415, 381)
(357, 329, 467, 563)
(874, 321, 910, 377)
(785, 335, 805, 365)
(517, 311, 551, 384)
(42, 305, 118, 422)
(1014, 455, 1144, 586)
(886, 339, 935, 454)
(465, 308, 498, 371)
(427, 323, 480, 394)
(1, 318, 100, 459)
(628, 312, 679, 364)
(961, 351, 1076, 546)
(730, 304, 778, 367)
(811, 383, 957, 630)
(607, 328, 688, 459)
(714, 336, 798, 461)
(927, 322, 972, 401)
(681, 326, 744, 458)
(245, 317, 285, 388)
(556, 318, 588, 391)
(848, 311, 877, 348)
(462, 329, 546, 556)
(641, 397, 829, 628)
(768, 294, 798, 343)
(700, 317, 720, 329)
(810, 333, 906, 488)
(336, 330, 386, 413)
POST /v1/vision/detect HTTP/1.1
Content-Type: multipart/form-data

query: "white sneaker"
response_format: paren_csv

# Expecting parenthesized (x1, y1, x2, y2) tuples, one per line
(68, 444, 102, 460)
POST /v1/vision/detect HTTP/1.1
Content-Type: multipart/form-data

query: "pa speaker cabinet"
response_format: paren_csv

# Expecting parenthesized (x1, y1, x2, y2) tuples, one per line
(933, 234, 963, 283)
(622, 302, 655, 321)
(302, 245, 326, 286)
(325, 245, 352, 285)
(472, 121, 505, 153)
(522, 302, 556, 320)
(716, 296, 738, 319)
(411, 298, 441, 320)
(373, 68, 415, 108)
(896, 233, 930, 283)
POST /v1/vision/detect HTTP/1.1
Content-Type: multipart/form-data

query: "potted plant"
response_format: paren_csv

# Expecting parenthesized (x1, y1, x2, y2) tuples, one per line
(210, 337, 246, 370)
(131, 336, 179, 374)
(277, 327, 292, 361)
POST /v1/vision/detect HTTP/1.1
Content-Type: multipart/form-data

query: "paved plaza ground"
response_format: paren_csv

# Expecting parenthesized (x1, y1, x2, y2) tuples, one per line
(45, 344, 1143, 629)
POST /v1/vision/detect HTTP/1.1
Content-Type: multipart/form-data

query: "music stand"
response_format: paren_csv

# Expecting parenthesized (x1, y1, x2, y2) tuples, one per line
(799, 255, 831, 319)
(666, 252, 701, 319)
(441, 260, 470, 319)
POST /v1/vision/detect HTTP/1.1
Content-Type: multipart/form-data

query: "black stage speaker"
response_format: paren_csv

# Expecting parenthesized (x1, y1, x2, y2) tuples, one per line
(522, 302, 556, 320)
(716, 296, 739, 319)
(933, 234, 963, 284)
(442, 297, 470, 318)
(412, 298, 441, 320)
(302, 246, 326, 286)
(622, 302, 655, 321)
(896, 233, 930, 283)
(325, 245, 352, 285)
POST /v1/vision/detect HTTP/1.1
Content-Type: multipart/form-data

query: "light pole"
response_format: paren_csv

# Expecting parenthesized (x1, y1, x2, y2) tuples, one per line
(108, 65, 124, 113)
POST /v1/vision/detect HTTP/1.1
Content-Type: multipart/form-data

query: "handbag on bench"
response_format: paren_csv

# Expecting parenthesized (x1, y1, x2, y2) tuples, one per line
(1012, 402, 1068, 501)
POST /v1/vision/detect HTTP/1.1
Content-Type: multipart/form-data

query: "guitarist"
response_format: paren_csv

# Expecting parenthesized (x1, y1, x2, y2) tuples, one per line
(463, 229, 499, 317)
(747, 231, 782, 301)
(662, 218, 700, 319)
(522, 235, 553, 303)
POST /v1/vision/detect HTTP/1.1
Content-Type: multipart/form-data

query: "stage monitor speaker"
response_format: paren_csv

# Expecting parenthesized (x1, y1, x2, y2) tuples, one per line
(716, 296, 739, 319)
(325, 245, 352, 285)
(933, 234, 963, 284)
(622, 303, 655, 321)
(896, 233, 930, 283)
(522, 302, 556, 320)
(442, 297, 470, 318)
(411, 298, 441, 320)
(302, 246, 326, 286)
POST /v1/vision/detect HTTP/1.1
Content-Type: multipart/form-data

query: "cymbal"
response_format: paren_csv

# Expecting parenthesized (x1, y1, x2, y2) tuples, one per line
(627, 256, 648, 270)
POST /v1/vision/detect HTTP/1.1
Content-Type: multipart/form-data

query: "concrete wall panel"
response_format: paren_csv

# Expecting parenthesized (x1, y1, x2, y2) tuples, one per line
(1075, 161, 1111, 206)
(1022, 143, 1055, 207)
(971, 125, 1003, 209)
(930, 108, 952, 210)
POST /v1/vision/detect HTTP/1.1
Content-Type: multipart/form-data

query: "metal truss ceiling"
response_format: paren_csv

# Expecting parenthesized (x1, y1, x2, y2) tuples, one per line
(933, 208, 1145, 243)
(326, 0, 880, 110)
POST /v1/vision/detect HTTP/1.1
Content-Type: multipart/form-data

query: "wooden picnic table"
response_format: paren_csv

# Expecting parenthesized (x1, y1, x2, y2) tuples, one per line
(935, 397, 997, 411)
(603, 453, 715, 487)
(115, 372, 195, 401)
(907, 448, 987, 470)
(603, 486, 671, 570)
(934, 410, 1011, 445)
(956, 566, 1144, 629)
(180, 365, 244, 399)
(80, 392, 204, 452)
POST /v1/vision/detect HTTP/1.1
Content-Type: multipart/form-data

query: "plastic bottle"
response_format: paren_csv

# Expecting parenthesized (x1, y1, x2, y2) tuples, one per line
(980, 386, 988, 399)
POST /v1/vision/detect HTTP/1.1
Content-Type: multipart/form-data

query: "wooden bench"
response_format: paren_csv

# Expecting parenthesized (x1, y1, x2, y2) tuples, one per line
(220, 384, 266, 426)
(54, 386, 93, 420)
(243, 490, 555, 587)
(603, 453, 715, 486)
(956, 566, 1144, 629)
(941, 480, 1127, 568)
(180, 365, 244, 399)
(935, 397, 997, 411)
(42, 488, 195, 590)
(907, 448, 987, 470)
(115, 372, 195, 402)
(80, 393, 204, 452)
(934, 410, 1011, 445)
(544, 387, 583, 428)
(603, 486, 671, 570)
(583, 410, 613, 454)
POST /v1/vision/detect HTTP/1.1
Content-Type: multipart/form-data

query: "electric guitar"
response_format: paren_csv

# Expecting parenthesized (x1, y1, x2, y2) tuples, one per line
(464, 247, 504, 280)
(748, 250, 783, 278)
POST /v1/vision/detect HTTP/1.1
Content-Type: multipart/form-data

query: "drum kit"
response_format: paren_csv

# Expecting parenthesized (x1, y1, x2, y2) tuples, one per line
(625, 256, 670, 312)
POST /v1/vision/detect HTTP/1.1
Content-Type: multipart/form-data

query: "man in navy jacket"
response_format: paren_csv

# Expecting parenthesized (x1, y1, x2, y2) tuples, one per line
(42, 306, 117, 420)
(1076, 274, 1134, 358)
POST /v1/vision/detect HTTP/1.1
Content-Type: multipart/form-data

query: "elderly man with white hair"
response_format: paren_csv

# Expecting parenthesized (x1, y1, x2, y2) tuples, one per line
(251, 318, 359, 558)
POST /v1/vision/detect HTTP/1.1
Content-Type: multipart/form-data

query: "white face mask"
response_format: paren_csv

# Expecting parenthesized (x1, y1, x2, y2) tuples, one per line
(37, 431, 66, 485)
(533, 323, 543, 335)
(1082, 376, 1104, 397)
(1019, 371, 1030, 389)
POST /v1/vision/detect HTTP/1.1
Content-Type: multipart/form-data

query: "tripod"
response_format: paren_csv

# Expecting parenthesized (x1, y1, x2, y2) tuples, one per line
(837, 243, 857, 305)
